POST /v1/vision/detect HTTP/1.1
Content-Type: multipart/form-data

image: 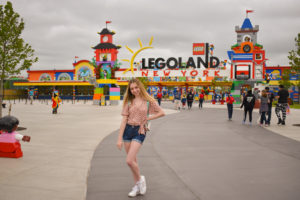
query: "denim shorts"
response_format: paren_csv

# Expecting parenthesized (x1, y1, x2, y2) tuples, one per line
(123, 124, 146, 144)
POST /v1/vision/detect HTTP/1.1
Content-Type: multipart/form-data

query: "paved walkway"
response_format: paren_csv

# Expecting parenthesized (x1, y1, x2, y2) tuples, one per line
(0, 100, 299, 200)
(87, 102, 300, 200)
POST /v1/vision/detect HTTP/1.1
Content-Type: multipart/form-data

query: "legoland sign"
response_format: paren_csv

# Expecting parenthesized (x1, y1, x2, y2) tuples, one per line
(116, 68, 228, 78)
(141, 43, 220, 69)
(117, 41, 224, 78)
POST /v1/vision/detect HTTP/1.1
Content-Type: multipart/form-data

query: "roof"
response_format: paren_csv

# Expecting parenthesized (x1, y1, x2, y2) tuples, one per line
(98, 28, 115, 35)
(241, 18, 253, 29)
(92, 43, 121, 50)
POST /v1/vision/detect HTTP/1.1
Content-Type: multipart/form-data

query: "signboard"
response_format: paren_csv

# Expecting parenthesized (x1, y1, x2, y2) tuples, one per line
(115, 69, 228, 78)
(265, 69, 281, 80)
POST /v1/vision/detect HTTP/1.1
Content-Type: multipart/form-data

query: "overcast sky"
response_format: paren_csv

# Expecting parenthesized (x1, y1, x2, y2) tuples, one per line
(5, 0, 300, 75)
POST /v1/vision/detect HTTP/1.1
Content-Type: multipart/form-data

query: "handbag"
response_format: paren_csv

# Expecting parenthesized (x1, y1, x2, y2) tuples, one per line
(145, 101, 151, 132)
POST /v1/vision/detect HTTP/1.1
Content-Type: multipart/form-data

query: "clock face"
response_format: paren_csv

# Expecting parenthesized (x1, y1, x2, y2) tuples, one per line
(102, 36, 108, 42)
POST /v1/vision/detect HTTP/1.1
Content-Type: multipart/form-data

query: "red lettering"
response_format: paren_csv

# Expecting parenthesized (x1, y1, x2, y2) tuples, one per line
(203, 70, 209, 77)
(141, 70, 148, 77)
(214, 70, 220, 77)
(163, 70, 170, 76)
(153, 71, 158, 76)
(190, 70, 198, 76)
(181, 70, 187, 76)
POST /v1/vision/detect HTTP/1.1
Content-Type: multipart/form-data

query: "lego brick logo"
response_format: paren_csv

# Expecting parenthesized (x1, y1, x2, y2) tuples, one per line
(193, 43, 205, 55)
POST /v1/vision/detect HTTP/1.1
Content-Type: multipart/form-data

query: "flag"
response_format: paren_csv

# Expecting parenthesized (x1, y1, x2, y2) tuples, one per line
(106, 21, 112, 24)
(246, 10, 254, 14)
(75, 56, 79, 59)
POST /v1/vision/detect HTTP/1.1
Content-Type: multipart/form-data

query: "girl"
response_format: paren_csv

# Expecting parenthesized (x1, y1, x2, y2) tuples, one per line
(259, 90, 269, 126)
(117, 78, 165, 197)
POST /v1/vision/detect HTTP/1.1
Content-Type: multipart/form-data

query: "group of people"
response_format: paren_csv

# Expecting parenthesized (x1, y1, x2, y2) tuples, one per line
(238, 85, 289, 126)
(174, 89, 205, 110)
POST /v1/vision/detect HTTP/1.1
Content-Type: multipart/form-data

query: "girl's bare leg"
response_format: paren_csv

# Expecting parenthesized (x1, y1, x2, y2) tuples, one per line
(125, 141, 142, 183)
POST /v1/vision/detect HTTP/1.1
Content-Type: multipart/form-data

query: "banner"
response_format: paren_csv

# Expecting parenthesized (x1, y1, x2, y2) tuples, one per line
(115, 69, 228, 78)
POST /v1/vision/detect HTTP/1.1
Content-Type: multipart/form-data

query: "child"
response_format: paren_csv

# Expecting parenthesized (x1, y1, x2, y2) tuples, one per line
(52, 91, 62, 114)
(0, 115, 31, 158)
(181, 93, 187, 110)
(259, 90, 269, 126)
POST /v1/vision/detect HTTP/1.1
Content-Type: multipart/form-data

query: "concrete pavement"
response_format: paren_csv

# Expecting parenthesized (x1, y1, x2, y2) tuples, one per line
(0, 100, 299, 200)
(87, 102, 300, 200)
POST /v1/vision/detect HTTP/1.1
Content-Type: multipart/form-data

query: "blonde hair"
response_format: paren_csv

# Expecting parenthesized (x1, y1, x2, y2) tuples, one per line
(123, 78, 155, 107)
(261, 90, 267, 98)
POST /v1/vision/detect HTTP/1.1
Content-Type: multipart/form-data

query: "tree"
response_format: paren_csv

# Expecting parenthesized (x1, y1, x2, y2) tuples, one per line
(0, 1, 38, 117)
(287, 33, 300, 102)
(279, 68, 293, 89)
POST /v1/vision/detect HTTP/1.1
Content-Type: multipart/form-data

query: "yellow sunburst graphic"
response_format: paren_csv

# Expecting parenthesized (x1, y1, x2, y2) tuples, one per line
(122, 37, 154, 74)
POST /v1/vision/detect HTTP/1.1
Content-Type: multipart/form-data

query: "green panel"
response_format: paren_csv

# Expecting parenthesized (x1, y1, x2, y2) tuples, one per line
(94, 88, 103, 94)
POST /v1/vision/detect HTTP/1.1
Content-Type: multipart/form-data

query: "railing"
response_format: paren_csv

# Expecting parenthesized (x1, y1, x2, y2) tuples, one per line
(1, 95, 125, 105)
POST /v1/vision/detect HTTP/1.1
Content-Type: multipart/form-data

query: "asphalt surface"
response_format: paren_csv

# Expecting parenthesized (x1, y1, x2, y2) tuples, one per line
(87, 106, 300, 200)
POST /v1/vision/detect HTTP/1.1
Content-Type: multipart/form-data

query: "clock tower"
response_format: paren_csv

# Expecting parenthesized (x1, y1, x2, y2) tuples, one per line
(93, 28, 121, 62)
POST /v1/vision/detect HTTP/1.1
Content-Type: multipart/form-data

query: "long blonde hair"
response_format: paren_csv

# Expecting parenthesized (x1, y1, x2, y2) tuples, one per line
(123, 78, 155, 106)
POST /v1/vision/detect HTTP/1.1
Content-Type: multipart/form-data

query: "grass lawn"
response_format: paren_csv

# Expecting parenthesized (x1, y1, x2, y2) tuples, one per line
(289, 104, 300, 109)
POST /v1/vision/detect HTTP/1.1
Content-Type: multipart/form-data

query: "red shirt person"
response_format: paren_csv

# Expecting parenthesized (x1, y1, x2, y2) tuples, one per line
(226, 94, 235, 120)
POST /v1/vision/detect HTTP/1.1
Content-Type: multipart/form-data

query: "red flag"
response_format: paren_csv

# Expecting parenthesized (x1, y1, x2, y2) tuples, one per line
(246, 10, 254, 14)
(106, 21, 112, 24)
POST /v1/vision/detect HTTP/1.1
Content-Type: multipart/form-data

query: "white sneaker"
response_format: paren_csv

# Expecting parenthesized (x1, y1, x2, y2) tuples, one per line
(138, 175, 147, 195)
(128, 184, 140, 197)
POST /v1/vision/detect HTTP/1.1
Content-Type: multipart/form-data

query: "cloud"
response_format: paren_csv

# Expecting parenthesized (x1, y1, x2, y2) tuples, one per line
(5, 0, 300, 74)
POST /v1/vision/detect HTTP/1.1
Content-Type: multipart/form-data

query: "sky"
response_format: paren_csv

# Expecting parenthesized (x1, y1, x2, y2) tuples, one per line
(3, 0, 300, 76)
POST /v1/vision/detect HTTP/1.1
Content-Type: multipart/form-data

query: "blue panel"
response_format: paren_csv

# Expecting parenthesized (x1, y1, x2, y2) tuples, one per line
(231, 53, 253, 61)
(110, 92, 120, 96)
(55, 72, 74, 81)
(227, 51, 234, 60)
(265, 69, 281, 80)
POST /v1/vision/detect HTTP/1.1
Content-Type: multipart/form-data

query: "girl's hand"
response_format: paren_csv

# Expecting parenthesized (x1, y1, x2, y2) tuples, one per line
(138, 127, 146, 135)
(117, 139, 123, 150)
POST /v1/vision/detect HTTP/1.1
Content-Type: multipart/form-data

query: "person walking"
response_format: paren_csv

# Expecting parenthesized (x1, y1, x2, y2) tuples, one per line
(51, 91, 61, 114)
(240, 90, 255, 125)
(187, 89, 194, 110)
(275, 85, 289, 125)
(117, 78, 165, 197)
(259, 90, 269, 126)
(181, 92, 187, 110)
(174, 88, 181, 110)
(265, 87, 275, 126)
(199, 92, 204, 109)
(156, 90, 162, 106)
(226, 94, 235, 120)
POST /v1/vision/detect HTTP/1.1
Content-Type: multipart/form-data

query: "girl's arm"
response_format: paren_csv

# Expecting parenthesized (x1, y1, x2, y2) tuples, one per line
(117, 116, 128, 150)
(147, 109, 165, 121)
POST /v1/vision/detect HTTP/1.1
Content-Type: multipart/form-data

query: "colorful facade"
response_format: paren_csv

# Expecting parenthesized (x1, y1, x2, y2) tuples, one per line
(14, 16, 299, 103)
